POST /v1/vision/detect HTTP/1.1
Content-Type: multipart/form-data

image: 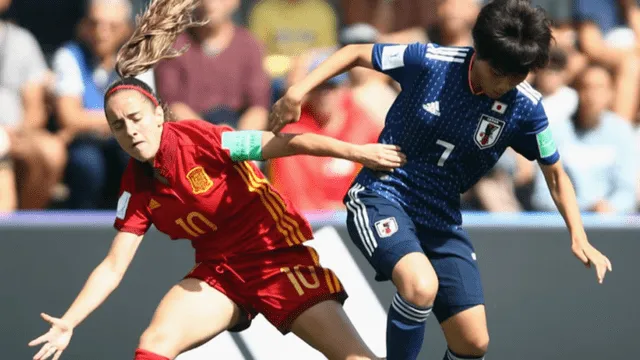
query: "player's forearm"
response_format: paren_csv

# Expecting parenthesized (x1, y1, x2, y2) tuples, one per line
(60, 261, 124, 328)
(545, 165, 586, 242)
(287, 44, 374, 100)
(262, 132, 361, 161)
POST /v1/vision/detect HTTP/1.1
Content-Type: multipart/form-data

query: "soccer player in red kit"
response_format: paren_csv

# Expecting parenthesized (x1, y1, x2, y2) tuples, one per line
(27, 1, 406, 360)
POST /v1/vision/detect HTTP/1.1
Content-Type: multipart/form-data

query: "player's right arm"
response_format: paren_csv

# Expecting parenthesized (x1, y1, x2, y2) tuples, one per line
(269, 42, 427, 132)
(221, 129, 406, 172)
(28, 232, 144, 360)
(29, 162, 151, 360)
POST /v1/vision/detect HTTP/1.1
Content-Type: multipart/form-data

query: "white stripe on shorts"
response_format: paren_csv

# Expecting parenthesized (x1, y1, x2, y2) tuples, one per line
(346, 184, 378, 256)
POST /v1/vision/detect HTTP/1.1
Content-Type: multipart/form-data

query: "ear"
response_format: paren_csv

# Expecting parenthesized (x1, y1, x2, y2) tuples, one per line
(155, 105, 165, 126)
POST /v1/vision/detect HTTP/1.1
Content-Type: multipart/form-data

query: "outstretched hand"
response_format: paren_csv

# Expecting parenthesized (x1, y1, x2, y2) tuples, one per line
(28, 313, 73, 360)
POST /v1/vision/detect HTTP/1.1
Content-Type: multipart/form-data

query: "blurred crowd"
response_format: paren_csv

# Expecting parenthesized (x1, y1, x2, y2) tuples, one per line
(0, 0, 638, 214)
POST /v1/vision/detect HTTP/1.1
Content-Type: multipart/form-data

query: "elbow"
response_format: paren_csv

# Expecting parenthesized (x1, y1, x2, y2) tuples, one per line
(100, 257, 128, 281)
(346, 44, 373, 67)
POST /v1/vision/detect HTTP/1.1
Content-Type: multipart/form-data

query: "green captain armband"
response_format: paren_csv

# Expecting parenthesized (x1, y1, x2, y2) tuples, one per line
(536, 127, 557, 159)
(221, 130, 263, 161)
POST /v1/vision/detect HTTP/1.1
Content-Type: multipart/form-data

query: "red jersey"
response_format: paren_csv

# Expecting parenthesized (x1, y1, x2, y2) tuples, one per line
(113, 120, 313, 262)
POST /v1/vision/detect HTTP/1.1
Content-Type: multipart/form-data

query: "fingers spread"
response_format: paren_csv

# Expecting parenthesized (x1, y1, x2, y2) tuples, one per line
(28, 334, 49, 347)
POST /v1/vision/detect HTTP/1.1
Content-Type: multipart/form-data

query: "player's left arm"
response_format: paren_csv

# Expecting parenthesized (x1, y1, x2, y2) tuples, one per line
(511, 103, 612, 283)
(221, 130, 406, 172)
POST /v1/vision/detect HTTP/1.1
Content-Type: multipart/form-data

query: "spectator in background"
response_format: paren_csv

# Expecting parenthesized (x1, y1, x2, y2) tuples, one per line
(3, 0, 85, 59)
(531, 65, 638, 214)
(536, 47, 579, 124)
(51, 0, 153, 209)
(574, 0, 640, 123)
(155, 0, 270, 130)
(339, 0, 394, 34)
(248, 0, 338, 97)
(336, 24, 398, 128)
(426, 0, 479, 47)
(268, 53, 382, 211)
(0, 0, 66, 212)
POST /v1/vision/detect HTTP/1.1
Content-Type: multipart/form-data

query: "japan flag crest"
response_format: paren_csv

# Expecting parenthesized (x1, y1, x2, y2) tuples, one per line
(491, 101, 507, 114)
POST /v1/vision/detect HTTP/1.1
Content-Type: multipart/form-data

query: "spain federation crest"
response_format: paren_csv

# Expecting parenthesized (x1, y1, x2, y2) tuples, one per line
(186, 166, 214, 194)
(474, 114, 505, 149)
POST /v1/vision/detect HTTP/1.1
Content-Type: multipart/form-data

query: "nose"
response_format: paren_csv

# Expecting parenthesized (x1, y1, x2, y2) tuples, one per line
(125, 121, 139, 138)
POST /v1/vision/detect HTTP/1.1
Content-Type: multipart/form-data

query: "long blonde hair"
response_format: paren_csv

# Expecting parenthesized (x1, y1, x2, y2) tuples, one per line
(115, 0, 207, 78)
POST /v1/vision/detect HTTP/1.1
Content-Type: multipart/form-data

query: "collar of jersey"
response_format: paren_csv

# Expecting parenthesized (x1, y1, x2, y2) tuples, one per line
(467, 52, 484, 96)
(152, 122, 178, 179)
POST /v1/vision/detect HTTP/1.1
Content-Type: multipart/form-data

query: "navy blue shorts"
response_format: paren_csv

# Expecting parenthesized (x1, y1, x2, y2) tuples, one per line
(344, 183, 484, 323)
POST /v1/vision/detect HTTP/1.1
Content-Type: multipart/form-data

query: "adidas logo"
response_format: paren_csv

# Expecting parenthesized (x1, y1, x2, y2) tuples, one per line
(423, 101, 440, 116)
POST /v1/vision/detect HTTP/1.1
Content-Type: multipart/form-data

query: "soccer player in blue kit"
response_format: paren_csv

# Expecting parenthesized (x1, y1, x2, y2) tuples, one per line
(269, 0, 613, 359)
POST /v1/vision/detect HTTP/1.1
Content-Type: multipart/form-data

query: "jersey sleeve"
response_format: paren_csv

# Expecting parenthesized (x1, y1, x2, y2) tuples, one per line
(184, 119, 236, 161)
(371, 42, 428, 88)
(510, 102, 560, 165)
(113, 161, 152, 235)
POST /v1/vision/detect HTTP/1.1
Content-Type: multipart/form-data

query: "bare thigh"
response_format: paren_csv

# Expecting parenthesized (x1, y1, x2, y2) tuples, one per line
(291, 299, 381, 360)
(138, 278, 243, 359)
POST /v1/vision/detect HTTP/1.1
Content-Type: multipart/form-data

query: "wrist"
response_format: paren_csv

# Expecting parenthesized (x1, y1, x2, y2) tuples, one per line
(61, 315, 78, 329)
(347, 144, 364, 163)
(285, 85, 306, 105)
(569, 228, 588, 244)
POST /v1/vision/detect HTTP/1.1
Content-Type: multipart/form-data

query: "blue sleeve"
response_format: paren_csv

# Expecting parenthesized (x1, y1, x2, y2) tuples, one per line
(371, 42, 428, 88)
(510, 102, 560, 165)
(608, 127, 638, 213)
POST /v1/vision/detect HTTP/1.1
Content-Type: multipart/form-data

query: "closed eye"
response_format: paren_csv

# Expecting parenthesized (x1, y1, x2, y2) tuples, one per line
(110, 120, 125, 130)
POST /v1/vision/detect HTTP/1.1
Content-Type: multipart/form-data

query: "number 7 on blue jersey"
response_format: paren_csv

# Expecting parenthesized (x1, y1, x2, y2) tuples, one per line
(436, 139, 455, 166)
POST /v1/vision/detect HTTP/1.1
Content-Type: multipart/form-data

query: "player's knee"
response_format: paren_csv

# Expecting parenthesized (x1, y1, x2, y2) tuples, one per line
(138, 327, 179, 357)
(397, 275, 438, 308)
(454, 334, 490, 357)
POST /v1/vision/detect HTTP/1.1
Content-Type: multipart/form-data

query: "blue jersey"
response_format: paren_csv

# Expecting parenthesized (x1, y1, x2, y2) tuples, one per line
(354, 43, 560, 230)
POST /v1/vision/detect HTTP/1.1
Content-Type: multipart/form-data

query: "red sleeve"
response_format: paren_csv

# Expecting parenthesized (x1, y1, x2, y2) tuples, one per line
(113, 160, 152, 235)
(180, 119, 236, 160)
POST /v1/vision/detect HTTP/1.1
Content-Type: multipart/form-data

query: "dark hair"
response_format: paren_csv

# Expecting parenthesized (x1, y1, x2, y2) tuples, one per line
(472, 0, 552, 75)
(104, 76, 176, 121)
(104, 0, 206, 118)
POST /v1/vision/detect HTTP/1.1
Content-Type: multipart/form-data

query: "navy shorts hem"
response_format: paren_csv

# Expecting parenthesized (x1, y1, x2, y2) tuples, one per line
(434, 300, 485, 323)
(373, 240, 424, 282)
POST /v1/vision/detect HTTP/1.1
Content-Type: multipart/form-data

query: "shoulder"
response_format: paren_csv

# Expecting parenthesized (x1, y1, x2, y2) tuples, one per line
(6, 23, 39, 45)
(602, 111, 635, 134)
(424, 43, 472, 65)
(52, 41, 82, 64)
(168, 119, 232, 144)
(515, 81, 543, 107)
(173, 32, 192, 49)
(51, 43, 82, 72)
(234, 27, 263, 48)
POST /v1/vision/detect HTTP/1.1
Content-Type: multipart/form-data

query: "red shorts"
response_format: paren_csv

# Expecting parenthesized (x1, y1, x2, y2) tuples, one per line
(185, 244, 348, 334)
